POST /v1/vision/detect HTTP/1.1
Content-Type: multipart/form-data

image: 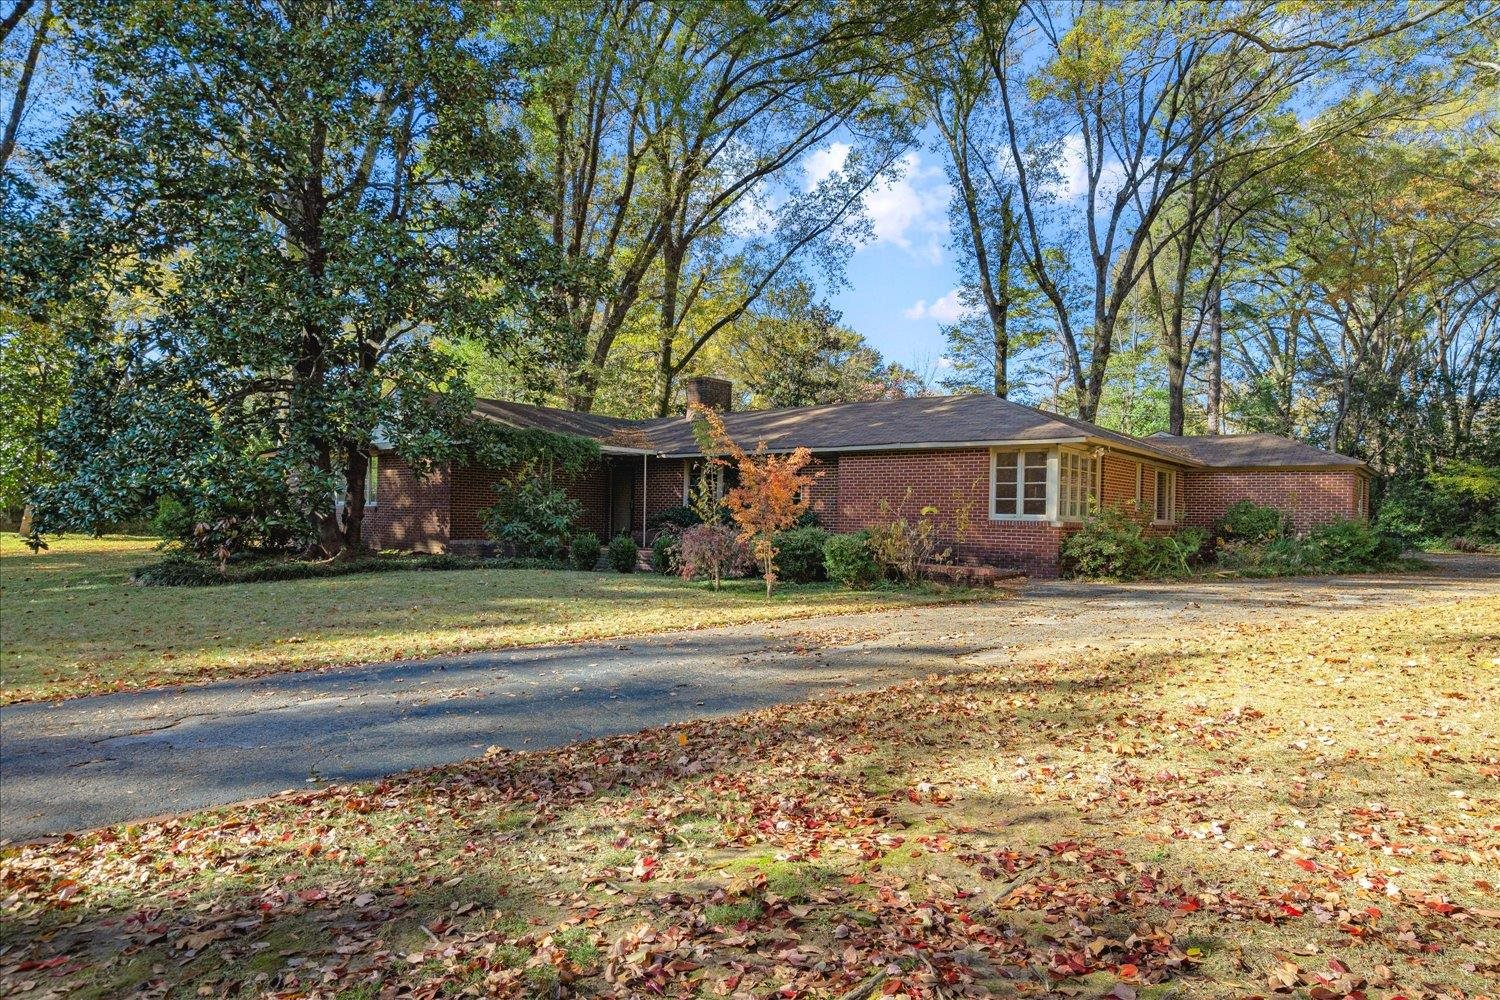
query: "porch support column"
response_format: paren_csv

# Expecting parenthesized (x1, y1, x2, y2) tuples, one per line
(641, 453, 648, 544)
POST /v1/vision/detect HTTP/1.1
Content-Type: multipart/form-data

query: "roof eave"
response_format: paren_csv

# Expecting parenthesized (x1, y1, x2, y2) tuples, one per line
(653, 436, 1093, 459)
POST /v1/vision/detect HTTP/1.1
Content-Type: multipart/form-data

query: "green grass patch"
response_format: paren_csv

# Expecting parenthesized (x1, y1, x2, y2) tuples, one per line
(0, 534, 994, 703)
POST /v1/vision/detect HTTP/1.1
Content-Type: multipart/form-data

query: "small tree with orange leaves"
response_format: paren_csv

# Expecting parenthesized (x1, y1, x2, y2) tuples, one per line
(690, 403, 819, 597)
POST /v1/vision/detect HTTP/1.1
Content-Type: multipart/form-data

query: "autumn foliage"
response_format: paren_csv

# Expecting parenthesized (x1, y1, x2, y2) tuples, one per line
(690, 403, 820, 597)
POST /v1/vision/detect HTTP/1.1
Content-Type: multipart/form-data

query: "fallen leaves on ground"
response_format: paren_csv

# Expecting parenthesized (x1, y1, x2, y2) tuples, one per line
(1, 597, 1497, 998)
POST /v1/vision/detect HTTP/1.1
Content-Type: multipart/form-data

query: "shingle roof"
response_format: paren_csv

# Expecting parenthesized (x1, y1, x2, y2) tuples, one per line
(1147, 432, 1366, 470)
(641, 394, 1191, 462)
(472, 393, 1194, 464)
(471, 398, 658, 451)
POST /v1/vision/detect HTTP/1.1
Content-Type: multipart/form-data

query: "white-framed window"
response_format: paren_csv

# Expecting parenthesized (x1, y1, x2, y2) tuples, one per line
(1058, 450, 1099, 521)
(683, 459, 727, 503)
(364, 453, 379, 507)
(1154, 467, 1176, 523)
(992, 449, 1049, 518)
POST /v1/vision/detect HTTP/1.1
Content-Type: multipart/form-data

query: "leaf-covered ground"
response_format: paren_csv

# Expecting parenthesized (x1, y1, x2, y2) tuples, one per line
(2, 596, 1496, 999)
(0, 536, 986, 704)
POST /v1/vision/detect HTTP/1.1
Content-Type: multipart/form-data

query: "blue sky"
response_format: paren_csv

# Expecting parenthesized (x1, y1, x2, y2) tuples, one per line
(811, 142, 963, 375)
(810, 129, 1103, 377)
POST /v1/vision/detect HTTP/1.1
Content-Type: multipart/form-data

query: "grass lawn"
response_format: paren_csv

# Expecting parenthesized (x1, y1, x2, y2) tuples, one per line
(0, 535, 994, 704)
(2, 597, 1495, 998)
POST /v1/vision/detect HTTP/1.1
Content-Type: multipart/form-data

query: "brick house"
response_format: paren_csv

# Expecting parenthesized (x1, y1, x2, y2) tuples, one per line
(364, 377, 1371, 577)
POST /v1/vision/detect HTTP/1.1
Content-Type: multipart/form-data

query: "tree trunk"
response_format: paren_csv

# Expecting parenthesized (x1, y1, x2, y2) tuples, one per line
(1205, 275, 1223, 433)
(653, 243, 683, 418)
(340, 446, 368, 555)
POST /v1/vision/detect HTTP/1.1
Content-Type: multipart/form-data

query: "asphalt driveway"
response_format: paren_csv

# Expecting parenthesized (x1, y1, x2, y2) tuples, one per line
(3, 555, 1495, 841)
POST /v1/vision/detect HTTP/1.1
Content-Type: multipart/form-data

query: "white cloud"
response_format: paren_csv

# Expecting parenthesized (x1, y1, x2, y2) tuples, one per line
(803, 142, 851, 189)
(904, 288, 968, 324)
(1044, 134, 1129, 203)
(804, 144, 949, 263)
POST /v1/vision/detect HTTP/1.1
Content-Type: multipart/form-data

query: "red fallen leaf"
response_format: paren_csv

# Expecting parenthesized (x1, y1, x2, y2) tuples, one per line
(1177, 898, 1201, 912)
(1282, 904, 1305, 916)
(1425, 900, 1457, 914)
(1294, 859, 1319, 872)
(1117, 962, 1139, 980)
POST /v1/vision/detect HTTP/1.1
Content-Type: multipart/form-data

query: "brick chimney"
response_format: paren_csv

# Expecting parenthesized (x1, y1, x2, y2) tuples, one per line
(684, 376, 732, 414)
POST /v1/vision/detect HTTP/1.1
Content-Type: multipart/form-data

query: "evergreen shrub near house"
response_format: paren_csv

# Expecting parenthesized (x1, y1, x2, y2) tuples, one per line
(481, 472, 582, 560)
(1060, 505, 1206, 581)
(607, 533, 639, 573)
(1213, 500, 1288, 543)
(771, 526, 829, 583)
(822, 531, 879, 589)
(651, 531, 679, 574)
(569, 532, 601, 570)
(1214, 518, 1407, 576)
(1304, 518, 1405, 572)
(646, 505, 703, 532)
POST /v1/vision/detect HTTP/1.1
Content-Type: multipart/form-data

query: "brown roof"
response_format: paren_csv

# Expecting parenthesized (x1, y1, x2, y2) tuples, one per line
(471, 393, 1194, 464)
(642, 394, 1191, 462)
(1148, 432, 1366, 470)
(471, 398, 657, 451)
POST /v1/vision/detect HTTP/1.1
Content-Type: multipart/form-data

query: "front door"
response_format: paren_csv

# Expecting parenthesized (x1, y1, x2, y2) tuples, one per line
(610, 465, 633, 539)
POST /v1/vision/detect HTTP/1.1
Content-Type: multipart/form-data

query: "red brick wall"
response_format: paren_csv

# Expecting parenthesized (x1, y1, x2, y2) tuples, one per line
(806, 456, 839, 524)
(363, 453, 450, 553)
(1182, 469, 1366, 534)
(449, 460, 612, 541)
(833, 448, 1065, 576)
(1101, 453, 1143, 513)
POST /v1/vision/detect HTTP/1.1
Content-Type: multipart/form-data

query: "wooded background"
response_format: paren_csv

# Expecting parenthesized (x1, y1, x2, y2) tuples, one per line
(2, 0, 1495, 550)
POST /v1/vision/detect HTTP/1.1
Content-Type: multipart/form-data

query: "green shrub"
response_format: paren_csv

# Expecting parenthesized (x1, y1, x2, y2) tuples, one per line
(650, 531, 679, 574)
(1305, 518, 1404, 572)
(568, 532, 601, 570)
(1060, 507, 1148, 579)
(481, 472, 582, 560)
(1213, 500, 1287, 543)
(822, 531, 879, 589)
(1214, 520, 1406, 577)
(607, 533, 638, 572)
(794, 509, 821, 529)
(1061, 506, 1204, 581)
(1142, 526, 1209, 577)
(647, 505, 703, 532)
(772, 526, 829, 583)
(149, 496, 194, 541)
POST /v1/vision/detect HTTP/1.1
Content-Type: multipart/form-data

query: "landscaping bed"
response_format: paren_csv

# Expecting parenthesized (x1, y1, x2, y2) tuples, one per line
(1, 597, 1494, 997)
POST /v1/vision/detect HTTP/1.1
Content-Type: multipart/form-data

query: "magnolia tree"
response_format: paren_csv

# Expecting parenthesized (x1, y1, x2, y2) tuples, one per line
(691, 404, 819, 597)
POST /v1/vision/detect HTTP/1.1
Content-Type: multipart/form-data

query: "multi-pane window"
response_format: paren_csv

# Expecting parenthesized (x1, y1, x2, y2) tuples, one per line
(1058, 451, 1098, 521)
(1154, 468, 1176, 522)
(993, 450, 1048, 517)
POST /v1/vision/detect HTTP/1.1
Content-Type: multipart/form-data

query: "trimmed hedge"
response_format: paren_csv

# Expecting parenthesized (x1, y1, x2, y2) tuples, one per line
(568, 533, 601, 570)
(772, 526, 829, 583)
(131, 552, 567, 587)
(607, 534, 639, 572)
(822, 531, 879, 589)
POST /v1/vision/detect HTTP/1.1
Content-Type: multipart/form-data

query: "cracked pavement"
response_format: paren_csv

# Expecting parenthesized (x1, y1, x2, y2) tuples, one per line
(3, 555, 1495, 841)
